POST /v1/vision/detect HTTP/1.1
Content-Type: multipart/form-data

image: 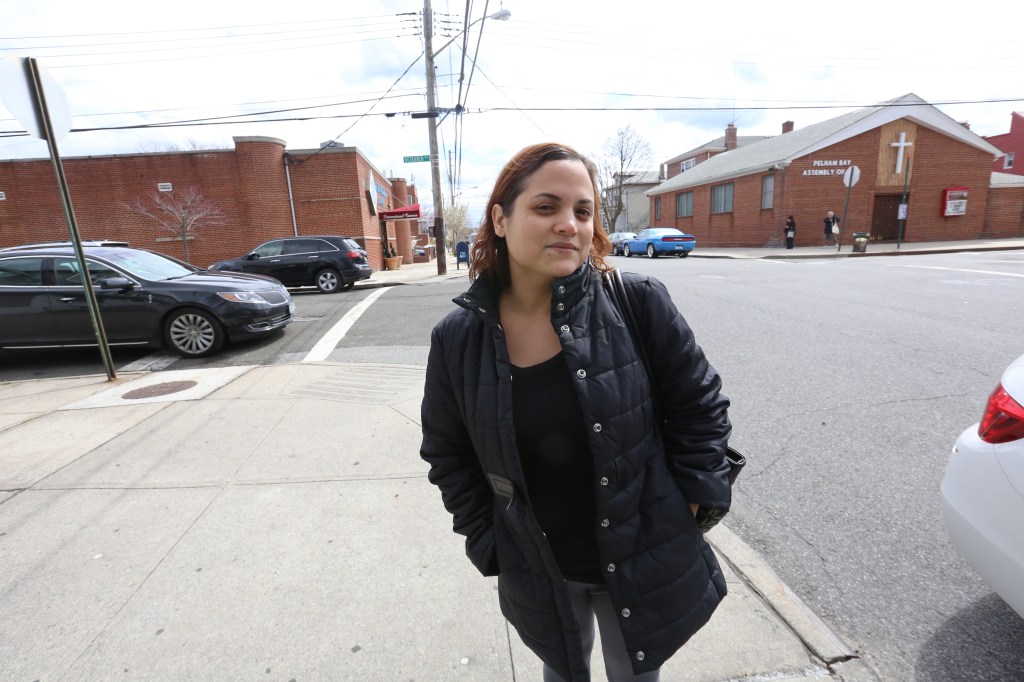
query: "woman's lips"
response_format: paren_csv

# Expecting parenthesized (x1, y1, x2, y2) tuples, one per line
(548, 242, 577, 251)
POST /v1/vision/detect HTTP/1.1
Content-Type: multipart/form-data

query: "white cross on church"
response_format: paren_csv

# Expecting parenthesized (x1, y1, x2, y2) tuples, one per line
(890, 131, 913, 174)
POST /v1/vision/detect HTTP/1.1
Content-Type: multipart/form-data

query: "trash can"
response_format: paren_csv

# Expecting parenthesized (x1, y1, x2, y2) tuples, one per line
(852, 232, 869, 253)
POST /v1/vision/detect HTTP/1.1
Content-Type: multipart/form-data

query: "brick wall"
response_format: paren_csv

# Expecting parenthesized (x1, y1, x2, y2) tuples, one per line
(984, 186, 1024, 237)
(0, 138, 406, 269)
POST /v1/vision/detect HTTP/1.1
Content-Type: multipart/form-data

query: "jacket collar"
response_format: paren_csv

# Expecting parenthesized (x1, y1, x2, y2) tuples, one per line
(454, 261, 595, 319)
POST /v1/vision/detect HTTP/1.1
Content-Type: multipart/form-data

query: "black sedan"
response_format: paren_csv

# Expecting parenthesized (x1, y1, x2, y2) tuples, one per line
(0, 245, 294, 358)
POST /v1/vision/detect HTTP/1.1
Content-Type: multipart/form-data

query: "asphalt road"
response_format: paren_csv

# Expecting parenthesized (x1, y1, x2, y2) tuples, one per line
(614, 250, 1024, 681)
(4, 250, 1023, 680)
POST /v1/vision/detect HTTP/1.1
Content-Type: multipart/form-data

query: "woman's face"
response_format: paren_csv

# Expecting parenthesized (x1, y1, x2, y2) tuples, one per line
(492, 159, 595, 286)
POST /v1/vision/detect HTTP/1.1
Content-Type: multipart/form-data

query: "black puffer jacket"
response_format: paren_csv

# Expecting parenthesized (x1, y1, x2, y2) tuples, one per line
(420, 263, 732, 681)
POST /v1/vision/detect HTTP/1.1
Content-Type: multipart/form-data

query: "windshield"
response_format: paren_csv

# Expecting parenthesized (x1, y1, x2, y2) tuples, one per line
(102, 249, 195, 281)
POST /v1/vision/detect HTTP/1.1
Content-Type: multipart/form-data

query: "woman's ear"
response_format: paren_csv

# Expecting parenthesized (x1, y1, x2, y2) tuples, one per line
(492, 203, 507, 238)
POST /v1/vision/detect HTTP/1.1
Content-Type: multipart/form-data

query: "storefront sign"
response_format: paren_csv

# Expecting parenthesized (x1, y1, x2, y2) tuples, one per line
(379, 204, 421, 220)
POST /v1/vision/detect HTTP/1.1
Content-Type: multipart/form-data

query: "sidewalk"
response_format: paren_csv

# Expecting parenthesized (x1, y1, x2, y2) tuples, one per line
(0, 361, 879, 681)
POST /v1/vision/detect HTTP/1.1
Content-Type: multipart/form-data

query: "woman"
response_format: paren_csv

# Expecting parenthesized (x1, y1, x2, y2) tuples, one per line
(785, 215, 796, 249)
(420, 142, 732, 681)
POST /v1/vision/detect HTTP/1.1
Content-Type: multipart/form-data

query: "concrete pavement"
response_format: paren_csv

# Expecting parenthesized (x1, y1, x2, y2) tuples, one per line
(8, 237, 1018, 681)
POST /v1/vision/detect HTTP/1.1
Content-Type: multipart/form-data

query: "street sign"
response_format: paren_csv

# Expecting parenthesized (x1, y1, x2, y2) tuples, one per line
(842, 165, 861, 188)
(898, 203, 908, 220)
(403, 155, 430, 163)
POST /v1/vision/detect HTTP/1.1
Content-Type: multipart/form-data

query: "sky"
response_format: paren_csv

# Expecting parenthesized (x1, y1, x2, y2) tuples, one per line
(2, 0, 1022, 225)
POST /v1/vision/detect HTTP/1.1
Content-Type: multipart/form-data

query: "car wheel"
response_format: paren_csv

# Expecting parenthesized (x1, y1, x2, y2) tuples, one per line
(623, 244, 632, 257)
(316, 268, 341, 293)
(341, 281, 355, 291)
(647, 243, 657, 258)
(164, 308, 224, 358)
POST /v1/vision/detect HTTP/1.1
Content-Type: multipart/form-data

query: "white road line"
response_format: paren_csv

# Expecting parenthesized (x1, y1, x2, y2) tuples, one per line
(881, 263, 1024, 278)
(118, 351, 178, 372)
(303, 287, 391, 363)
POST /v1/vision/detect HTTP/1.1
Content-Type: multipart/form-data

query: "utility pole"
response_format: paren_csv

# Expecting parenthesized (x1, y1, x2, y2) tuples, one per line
(423, 0, 447, 275)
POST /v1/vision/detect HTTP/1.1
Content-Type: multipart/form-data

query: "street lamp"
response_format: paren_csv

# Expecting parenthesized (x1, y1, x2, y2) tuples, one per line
(423, 1, 510, 275)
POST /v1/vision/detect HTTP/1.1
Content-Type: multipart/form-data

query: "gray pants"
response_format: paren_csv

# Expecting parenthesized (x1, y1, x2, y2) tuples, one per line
(542, 580, 661, 682)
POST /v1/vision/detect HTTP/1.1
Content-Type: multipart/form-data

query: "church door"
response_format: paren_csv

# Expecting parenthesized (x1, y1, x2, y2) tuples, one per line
(870, 193, 907, 241)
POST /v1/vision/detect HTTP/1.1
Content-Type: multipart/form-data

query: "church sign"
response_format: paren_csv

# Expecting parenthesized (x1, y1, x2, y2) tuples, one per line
(802, 159, 852, 176)
(942, 187, 968, 217)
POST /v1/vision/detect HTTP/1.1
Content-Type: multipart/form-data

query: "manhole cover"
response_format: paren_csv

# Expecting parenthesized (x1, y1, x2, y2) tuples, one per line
(122, 380, 198, 399)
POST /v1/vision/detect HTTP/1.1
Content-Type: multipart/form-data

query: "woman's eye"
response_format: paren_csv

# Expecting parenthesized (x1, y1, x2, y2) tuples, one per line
(576, 208, 593, 218)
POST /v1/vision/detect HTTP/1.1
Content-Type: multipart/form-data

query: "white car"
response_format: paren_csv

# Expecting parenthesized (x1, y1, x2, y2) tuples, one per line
(942, 353, 1024, 618)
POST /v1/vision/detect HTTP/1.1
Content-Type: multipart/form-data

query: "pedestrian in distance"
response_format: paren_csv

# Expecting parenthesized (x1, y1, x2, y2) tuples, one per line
(785, 215, 796, 249)
(420, 142, 734, 682)
(823, 210, 840, 246)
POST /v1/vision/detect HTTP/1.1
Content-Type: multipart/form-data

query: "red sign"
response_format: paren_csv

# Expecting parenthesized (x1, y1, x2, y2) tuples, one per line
(379, 204, 421, 221)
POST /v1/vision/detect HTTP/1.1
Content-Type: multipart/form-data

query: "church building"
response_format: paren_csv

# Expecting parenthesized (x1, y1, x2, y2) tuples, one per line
(647, 94, 1024, 247)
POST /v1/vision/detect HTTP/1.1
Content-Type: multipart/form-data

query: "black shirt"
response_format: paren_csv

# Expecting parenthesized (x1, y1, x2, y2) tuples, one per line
(511, 352, 602, 584)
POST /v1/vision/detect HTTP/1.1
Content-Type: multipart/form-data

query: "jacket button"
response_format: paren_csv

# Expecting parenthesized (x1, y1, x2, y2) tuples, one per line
(600, 477, 609, 486)
(621, 608, 631, 617)
(576, 369, 586, 378)
(556, 303, 565, 311)
(592, 423, 602, 432)
(601, 518, 610, 527)
(606, 563, 616, 572)
(558, 286, 565, 294)
(636, 651, 645, 661)
(560, 324, 570, 333)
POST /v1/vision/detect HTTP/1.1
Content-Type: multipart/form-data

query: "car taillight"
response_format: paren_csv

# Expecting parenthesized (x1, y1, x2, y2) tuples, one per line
(345, 250, 361, 259)
(978, 383, 1024, 444)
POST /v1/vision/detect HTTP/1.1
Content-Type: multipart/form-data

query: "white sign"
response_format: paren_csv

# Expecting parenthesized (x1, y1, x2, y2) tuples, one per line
(0, 191, 6, 201)
(898, 203, 908, 220)
(157, 182, 173, 193)
(0, 55, 71, 142)
(842, 165, 861, 188)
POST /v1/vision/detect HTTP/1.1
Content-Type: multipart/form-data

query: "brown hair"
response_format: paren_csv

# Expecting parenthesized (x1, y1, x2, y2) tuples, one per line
(469, 142, 610, 287)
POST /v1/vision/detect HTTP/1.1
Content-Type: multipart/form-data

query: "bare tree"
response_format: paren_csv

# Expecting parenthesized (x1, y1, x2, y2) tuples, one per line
(597, 125, 654, 232)
(126, 186, 225, 264)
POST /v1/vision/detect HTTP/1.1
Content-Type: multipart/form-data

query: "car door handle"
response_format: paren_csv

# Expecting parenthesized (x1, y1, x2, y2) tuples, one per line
(308, 256, 318, 259)
(58, 297, 79, 303)
(269, 258, 281, 262)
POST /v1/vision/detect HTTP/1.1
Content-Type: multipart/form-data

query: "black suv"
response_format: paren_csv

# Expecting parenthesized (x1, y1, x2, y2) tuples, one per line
(208, 236, 372, 293)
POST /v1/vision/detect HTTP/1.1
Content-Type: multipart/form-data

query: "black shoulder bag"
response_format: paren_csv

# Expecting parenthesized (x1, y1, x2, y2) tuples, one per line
(601, 267, 746, 532)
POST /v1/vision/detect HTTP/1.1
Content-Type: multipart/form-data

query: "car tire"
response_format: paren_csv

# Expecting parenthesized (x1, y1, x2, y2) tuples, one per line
(316, 268, 341, 293)
(341, 281, 355, 291)
(678, 252, 688, 258)
(164, 308, 225, 358)
(623, 244, 632, 257)
(647, 244, 657, 258)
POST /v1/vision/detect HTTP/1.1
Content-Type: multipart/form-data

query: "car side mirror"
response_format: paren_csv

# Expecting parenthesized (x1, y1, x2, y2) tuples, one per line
(99, 276, 134, 291)
(246, 253, 260, 260)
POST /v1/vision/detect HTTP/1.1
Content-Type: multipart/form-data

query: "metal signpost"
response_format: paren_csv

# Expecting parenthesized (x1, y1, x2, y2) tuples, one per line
(837, 165, 861, 253)
(0, 56, 116, 380)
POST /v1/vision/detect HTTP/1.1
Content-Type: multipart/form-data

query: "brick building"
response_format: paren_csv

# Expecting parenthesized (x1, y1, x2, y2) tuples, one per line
(983, 111, 1024, 176)
(648, 94, 1024, 247)
(0, 136, 426, 269)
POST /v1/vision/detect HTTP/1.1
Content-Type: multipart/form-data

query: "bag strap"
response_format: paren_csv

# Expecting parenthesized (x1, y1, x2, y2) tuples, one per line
(602, 268, 662, 420)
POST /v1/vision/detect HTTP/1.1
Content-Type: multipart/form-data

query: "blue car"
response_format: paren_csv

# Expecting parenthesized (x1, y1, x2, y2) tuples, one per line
(622, 228, 696, 258)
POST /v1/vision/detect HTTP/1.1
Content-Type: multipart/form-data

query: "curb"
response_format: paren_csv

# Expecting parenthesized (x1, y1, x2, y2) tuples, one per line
(708, 525, 882, 680)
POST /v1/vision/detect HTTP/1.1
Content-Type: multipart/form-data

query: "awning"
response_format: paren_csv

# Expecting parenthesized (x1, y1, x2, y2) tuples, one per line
(379, 204, 421, 220)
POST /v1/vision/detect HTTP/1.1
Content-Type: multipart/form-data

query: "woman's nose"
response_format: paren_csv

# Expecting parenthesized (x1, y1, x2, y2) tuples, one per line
(554, 208, 579, 233)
